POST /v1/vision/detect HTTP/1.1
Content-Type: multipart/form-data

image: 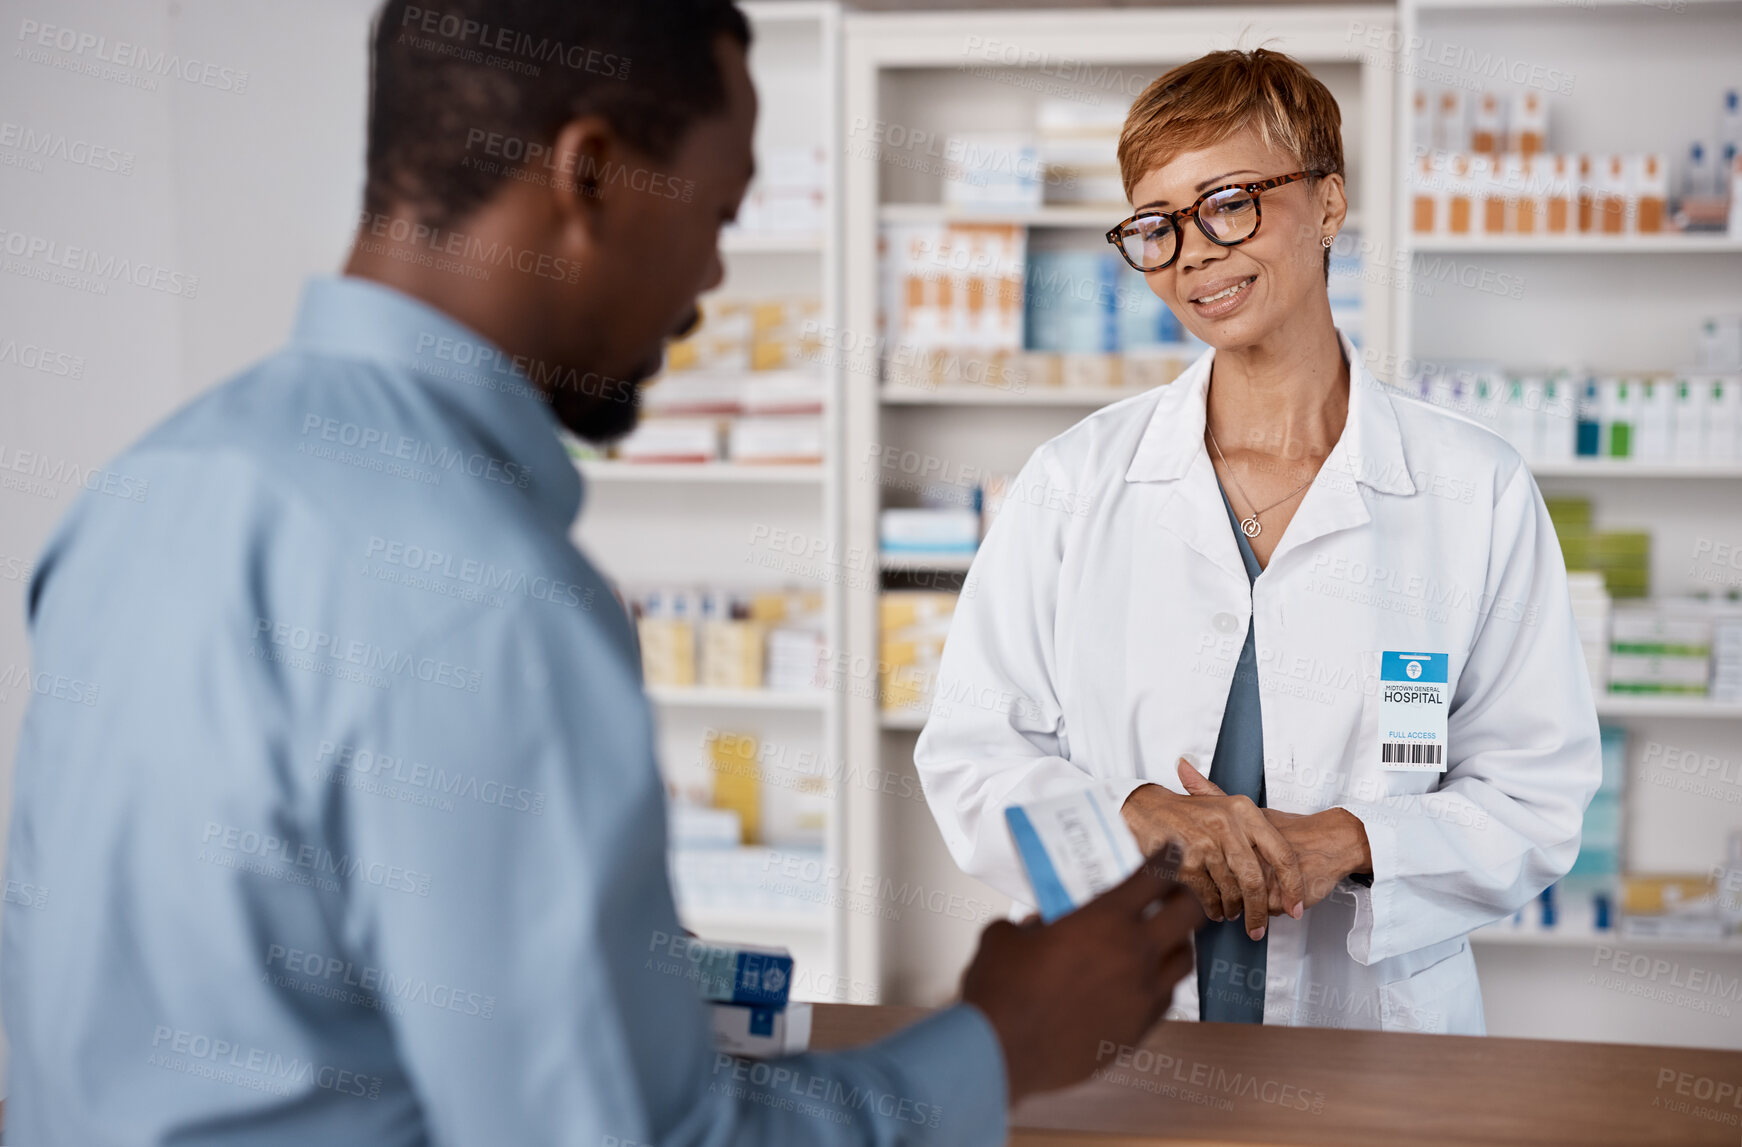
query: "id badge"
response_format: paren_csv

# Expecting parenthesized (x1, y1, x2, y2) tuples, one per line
(1377, 651, 1449, 772)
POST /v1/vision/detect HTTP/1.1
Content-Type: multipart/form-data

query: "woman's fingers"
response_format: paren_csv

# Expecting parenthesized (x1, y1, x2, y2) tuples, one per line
(1176, 758, 1226, 797)
(1197, 846, 1242, 925)
(1244, 809, 1306, 919)
(1221, 834, 1272, 941)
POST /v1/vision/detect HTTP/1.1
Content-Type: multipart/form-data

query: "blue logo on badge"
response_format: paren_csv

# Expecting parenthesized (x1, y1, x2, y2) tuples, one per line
(1381, 651, 1448, 684)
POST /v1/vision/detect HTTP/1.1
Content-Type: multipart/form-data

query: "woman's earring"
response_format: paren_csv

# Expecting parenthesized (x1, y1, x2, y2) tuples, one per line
(1321, 234, 1335, 249)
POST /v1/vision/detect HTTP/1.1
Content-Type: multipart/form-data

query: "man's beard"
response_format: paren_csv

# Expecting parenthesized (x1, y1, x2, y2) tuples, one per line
(550, 374, 645, 444)
(549, 307, 696, 444)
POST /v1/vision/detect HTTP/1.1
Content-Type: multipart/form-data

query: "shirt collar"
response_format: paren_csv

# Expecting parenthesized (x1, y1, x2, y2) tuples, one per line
(288, 275, 584, 532)
(1125, 328, 1415, 497)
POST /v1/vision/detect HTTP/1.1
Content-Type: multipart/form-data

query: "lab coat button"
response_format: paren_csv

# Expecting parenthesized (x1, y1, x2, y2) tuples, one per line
(1212, 611, 1241, 634)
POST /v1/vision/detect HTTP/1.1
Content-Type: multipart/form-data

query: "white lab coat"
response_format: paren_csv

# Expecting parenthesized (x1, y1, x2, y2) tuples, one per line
(914, 332, 1602, 1034)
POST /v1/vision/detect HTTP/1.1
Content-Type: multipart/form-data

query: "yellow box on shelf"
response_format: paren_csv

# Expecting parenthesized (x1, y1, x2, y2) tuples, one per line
(707, 730, 761, 846)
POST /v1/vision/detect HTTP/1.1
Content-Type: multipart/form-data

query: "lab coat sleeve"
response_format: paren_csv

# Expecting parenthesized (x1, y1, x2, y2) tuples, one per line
(914, 452, 1139, 907)
(1335, 462, 1602, 964)
(344, 601, 1008, 1147)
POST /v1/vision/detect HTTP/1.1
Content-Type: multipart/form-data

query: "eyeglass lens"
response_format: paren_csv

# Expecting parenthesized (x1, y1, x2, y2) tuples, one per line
(1119, 186, 1262, 270)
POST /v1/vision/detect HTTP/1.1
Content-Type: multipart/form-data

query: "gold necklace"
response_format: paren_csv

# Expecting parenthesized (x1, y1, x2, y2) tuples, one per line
(1206, 425, 1316, 539)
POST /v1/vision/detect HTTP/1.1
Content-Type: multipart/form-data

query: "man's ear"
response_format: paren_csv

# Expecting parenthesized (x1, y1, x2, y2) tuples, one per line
(545, 116, 617, 232)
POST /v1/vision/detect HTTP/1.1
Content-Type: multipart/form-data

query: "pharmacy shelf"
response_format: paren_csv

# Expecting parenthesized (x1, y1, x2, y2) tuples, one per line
(576, 460, 825, 484)
(880, 708, 929, 731)
(1531, 461, 1742, 479)
(880, 203, 1368, 233)
(1417, 0, 1740, 9)
(1472, 926, 1742, 954)
(1594, 695, 1742, 719)
(879, 202, 1121, 229)
(647, 685, 831, 712)
(880, 384, 1148, 407)
(1407, 235, 1742, 255)
(879, 551, 977, 573)
(721, 229, 825, 254)
(680, 907, 831, 935)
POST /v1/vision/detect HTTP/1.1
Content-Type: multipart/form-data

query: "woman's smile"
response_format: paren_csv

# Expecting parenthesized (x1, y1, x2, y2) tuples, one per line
(1187, 272, 1258, 318)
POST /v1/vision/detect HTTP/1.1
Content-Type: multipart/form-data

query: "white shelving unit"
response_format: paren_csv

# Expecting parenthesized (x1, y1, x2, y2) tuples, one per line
(646, 685, 831, 712)
(577, 460, 825, 484)
(1392, 0, 1742, 1048)
(842, 6, 1399, 1006)
(571, 1, 848, 994)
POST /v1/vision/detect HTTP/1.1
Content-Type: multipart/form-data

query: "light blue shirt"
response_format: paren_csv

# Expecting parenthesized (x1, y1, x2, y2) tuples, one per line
(3, 276, 1006, 1146)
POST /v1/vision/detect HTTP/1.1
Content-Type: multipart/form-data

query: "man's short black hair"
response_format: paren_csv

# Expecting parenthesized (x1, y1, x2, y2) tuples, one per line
(364, 0, 751, 228)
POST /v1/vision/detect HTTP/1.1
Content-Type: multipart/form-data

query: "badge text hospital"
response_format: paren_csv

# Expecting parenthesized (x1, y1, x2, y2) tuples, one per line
(1377, 651, 1449, 772)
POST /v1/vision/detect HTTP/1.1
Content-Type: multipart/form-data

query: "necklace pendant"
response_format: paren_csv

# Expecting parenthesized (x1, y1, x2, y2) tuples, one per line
(1241, 517, 1262, 538)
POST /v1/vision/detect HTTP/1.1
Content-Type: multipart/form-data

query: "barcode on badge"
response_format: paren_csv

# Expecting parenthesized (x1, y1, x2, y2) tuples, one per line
(1381, 741, 1443, 766)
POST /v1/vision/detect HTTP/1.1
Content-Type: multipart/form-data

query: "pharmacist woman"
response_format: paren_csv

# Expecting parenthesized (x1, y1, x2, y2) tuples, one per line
(914, 49, 1601, 1034)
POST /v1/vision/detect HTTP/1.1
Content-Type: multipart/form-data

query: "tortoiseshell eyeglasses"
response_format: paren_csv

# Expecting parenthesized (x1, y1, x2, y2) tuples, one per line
(1106, 170, 1324, 272)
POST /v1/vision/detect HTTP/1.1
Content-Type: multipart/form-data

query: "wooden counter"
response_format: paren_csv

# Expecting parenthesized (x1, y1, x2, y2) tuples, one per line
(811, 1004, 1742, 1146)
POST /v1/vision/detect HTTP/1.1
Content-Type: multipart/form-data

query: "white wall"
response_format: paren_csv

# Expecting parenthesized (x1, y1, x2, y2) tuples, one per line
(0, 0, 377, 1088)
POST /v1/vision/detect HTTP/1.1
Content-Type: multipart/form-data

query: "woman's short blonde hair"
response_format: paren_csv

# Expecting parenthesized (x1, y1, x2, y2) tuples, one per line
(1117, 48, 1344, 201)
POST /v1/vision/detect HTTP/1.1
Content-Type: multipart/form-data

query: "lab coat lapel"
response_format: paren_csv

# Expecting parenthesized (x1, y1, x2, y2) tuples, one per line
(1125, 349, 1249, 584)
(1265, 332, 1416, 571)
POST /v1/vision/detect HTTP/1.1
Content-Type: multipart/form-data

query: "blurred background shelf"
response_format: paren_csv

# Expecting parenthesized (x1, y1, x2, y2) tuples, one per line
(1593, 695, 1742, 719)
(879, 708, 929, 731)
(878, 551, 977, 572)
(1531, 461, 1742, 479)
(647, 686, 831, 712)
(880, 384, 1141, 406)
(1472, 926, 1742, 953)
(720, 229, 826, 254)
(577, 460, 826, 484)
(1408, 235, 1742, 255)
